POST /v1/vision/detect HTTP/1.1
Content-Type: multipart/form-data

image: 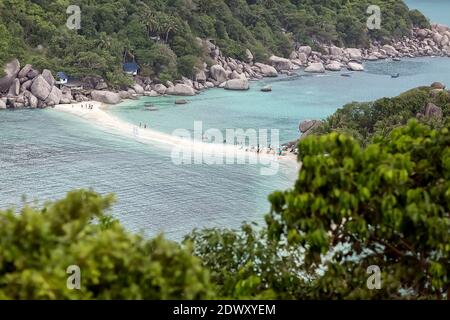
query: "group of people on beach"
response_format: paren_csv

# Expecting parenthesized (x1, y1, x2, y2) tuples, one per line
(139, 122, 149, 129)
(72, 103, 94, 109)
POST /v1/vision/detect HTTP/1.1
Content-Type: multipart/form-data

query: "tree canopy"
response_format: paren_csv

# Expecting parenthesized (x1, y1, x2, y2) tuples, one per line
(0, 0, 429, 84)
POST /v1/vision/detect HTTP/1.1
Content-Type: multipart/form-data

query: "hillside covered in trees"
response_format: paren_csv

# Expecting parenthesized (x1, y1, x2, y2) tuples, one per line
(0, 0, 429, 85)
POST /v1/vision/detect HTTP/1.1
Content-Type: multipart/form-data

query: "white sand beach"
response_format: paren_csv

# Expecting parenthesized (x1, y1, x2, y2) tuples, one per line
(53, 101, 298, 171)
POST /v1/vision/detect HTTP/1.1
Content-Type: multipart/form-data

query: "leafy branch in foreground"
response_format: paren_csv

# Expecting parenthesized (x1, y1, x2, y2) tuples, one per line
(267, 120, 450, 299)
(0, 190, 213, 299)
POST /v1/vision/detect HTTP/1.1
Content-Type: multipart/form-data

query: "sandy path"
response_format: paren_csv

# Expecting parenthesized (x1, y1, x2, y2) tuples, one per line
(53, 101, 298, 170)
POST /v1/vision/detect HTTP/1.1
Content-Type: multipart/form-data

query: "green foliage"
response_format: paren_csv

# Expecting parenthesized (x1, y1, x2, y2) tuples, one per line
(186, 224, 307, 299)
(313, 86, 450, 146)
(0, 0, 429, 81)
(267, 120, 450, 299)
(0, 190, 213, 299)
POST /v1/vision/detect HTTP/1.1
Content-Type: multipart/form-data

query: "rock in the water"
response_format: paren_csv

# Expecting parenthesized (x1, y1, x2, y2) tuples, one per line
(431, 82, 446, 89)
(175, 99, 188, 105)
(166, 83, 196, 96)
(325, 61, 342, 71)
(424, 102, 443, 119)
(91, 90, 121, 104)
(41, 69, 55, 86)
(0, 99, 6, 109)
(254, 63, 278, 77)
(224, 79, 250, 90)
(347, 62, 364, 71)
(8, 78, 20, 96)
(269, 55, 293, 71)
(261, 85, 272, 92)
(30, 75, 52, 100)
(18, 64, 33, 78)
(210, 64, 228, 83)
(305, 62, 325, 73)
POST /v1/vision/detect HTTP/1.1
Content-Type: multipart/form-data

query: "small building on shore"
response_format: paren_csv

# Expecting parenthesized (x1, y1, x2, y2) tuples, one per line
(123, 62, 139, 76)
(56, 71, 68, 85)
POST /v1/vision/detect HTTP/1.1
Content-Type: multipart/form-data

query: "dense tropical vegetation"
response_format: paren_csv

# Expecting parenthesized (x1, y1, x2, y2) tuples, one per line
(1, 87, 448, 299)
(0, 0, 429, 85)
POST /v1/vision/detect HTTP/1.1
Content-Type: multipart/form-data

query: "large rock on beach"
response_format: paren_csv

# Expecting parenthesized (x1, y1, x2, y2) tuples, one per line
(30, 75, 52, 100)
(91, 90, 121, 104)
(45, 86, 62, 106)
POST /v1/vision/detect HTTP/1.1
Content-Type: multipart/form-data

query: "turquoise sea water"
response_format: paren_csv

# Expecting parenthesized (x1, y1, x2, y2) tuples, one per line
(1, 2, 449, 240)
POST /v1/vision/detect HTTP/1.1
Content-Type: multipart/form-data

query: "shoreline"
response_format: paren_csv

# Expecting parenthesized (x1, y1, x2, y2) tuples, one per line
(53, 101, 299, 170)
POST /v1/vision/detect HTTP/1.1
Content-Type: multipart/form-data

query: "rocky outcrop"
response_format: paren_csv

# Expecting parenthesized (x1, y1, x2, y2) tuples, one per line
(166, 84, 196, 96)
(299, 119, 323, 138)
(210, 64, 228, 83)
(0, 59, 20, 93)
(431, 82, 446, 89)
(18, 64, 32, 79)
(132, 83, 144, 94)
(424, 102, 443, 119)
(42, 69, 55, 86)
(305, 62, 325, 73)
(325, 61, 342, 71)
(91, 90, 121, 104)
(30, 75, 52, 101)
(45, 86, 62, 106)
(269, 55, 293, 71)
(254, 63, 278, 77)
(0, 99, 6, 109)
(224, 79, 249, 90)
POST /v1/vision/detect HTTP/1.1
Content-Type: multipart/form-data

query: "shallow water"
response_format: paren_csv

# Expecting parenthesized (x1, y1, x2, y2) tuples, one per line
(1, 2, 449, 240)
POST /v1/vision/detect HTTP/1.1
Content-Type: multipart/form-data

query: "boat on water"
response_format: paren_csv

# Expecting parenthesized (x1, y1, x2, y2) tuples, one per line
(393, 58, 401, 62)
(391, 73, 400, 78)
(341, 73, 352, 77)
